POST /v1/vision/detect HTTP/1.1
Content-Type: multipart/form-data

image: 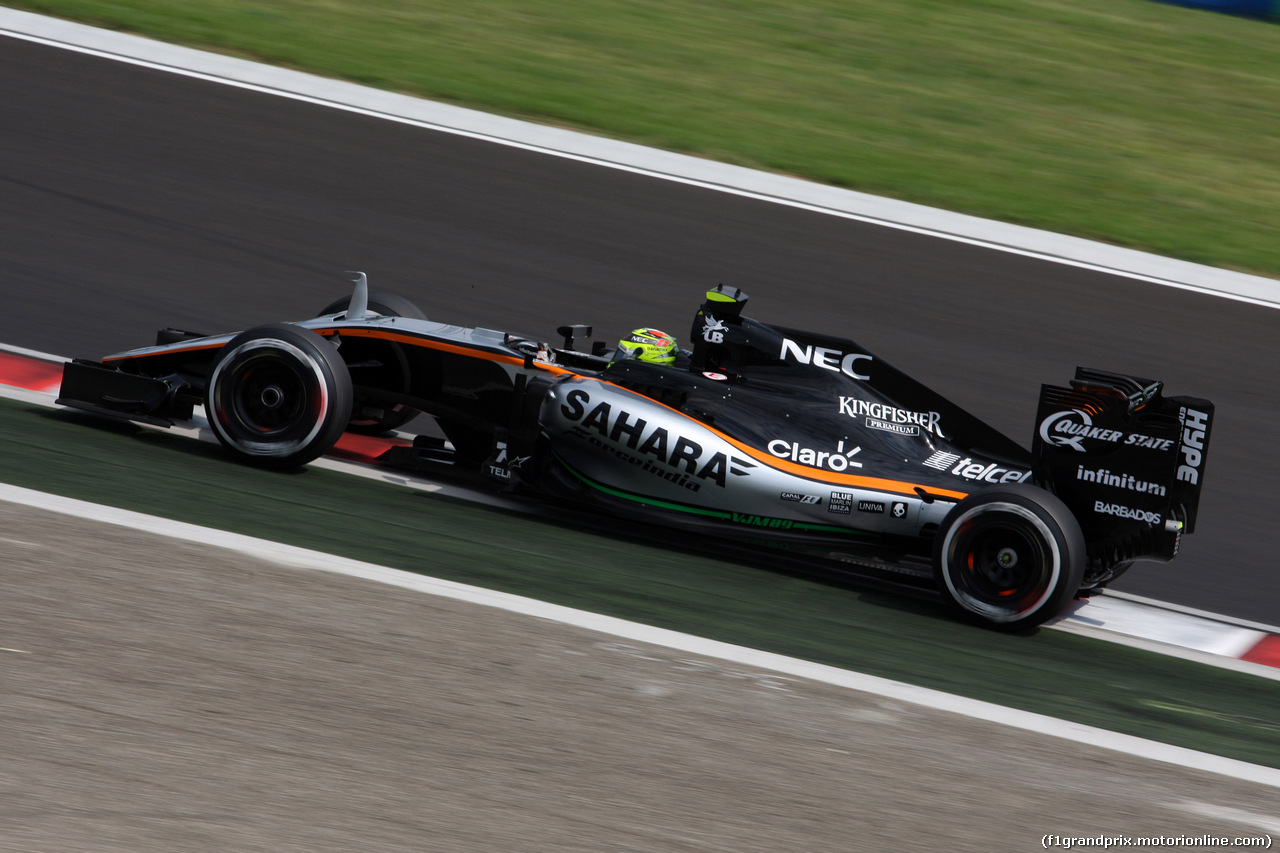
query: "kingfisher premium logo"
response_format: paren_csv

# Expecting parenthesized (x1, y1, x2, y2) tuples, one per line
(838, 397, 944, 438)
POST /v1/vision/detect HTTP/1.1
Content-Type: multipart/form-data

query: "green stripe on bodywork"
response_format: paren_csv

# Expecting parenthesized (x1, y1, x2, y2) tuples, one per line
(555, 452, 732, 517)
(553, 454, 871, 536)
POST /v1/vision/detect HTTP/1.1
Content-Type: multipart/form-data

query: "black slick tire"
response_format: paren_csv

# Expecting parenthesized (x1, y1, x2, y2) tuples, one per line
(205, 323, 353, 469)
(933, 484, 1086, 631)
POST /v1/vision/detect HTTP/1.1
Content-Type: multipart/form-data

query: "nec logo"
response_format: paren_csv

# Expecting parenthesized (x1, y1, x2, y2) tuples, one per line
(780, 338, 872, 380)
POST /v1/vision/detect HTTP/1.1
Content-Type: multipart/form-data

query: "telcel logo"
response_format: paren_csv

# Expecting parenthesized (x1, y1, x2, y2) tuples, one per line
(949, 456, 1032, 484)
(780, 338, 872, 380)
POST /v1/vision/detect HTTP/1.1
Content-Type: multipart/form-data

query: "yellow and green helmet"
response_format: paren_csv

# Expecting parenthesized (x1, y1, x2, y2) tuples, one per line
(617, 328, 678, 365)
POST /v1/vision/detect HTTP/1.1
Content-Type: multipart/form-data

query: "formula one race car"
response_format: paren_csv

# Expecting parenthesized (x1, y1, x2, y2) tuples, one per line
(57, 276, 1214, 630)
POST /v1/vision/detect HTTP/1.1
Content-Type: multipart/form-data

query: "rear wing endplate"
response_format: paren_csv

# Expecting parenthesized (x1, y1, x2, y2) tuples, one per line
(1033, 367, 1213, 563)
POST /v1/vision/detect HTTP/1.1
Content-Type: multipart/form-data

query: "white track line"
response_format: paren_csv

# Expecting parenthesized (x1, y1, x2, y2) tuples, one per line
(1179, 801, 1280, 834)
(2, 363, 1277, 681)
(2, 480, 1278, 790)
(0, 7, 1277, 310)
(4, 8, 1280, 783)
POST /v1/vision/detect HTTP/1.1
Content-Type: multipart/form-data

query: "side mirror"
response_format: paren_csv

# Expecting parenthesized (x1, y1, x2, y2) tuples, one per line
(556, 324, 593, 351)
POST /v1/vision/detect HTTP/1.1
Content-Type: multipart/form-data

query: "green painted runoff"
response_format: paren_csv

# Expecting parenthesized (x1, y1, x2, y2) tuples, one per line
(1, 396, 1276, 769)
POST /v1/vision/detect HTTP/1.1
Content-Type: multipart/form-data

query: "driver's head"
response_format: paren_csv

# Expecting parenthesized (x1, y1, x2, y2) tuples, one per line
(617, 328, 677, 365)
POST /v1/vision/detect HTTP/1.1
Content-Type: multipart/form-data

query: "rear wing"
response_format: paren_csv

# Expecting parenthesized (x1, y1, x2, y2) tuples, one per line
(1032, 368, 1212, 565)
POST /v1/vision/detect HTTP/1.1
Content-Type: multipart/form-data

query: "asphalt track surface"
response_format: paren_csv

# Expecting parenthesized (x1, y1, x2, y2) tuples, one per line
(6, 500, 1279, 852)
(1, 35, 1278, 630)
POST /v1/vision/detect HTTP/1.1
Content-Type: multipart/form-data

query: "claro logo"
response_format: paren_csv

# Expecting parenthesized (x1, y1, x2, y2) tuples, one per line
(768, 439, 863, 471)
(559, 389, 755, 490)
(780, 338, 872, 380)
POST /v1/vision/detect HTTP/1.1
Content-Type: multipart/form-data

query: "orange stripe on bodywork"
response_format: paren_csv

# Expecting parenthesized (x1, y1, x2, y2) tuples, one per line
(316, 327, 576, 375)
(723, 432, 969, 500)
(103, 326, 575, 376)
(578, 377, 970, 501)
(99, 328, 969, 501)
(752, 452, 968, 498)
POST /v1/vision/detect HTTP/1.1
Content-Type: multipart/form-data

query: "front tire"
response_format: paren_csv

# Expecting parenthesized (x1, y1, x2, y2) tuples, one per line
(933, 485, 1086, 631)
(205, 324, 353, 468)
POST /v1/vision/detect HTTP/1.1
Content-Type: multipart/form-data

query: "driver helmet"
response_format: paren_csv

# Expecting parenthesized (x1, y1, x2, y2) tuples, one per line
(617, 328, 678, 365)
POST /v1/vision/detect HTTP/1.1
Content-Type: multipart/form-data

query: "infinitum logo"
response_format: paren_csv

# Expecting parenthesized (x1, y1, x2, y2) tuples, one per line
(1076, 465, 1167, 496)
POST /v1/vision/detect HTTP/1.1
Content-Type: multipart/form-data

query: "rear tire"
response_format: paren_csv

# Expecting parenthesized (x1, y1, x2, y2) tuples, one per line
(205, 324, 353, 468)
(933, 485, 1086, 630)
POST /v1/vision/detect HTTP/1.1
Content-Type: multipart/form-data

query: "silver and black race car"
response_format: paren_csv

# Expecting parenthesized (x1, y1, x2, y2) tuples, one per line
(57, 276, 1213, 630)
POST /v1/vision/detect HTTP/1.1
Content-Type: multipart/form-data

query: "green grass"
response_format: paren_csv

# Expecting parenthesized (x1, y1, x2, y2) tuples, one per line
(3, 396, 1279, 770)
(6, 0, 1280, 277)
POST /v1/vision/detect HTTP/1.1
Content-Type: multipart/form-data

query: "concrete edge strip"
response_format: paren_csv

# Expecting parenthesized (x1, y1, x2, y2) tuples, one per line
(1054, 597, 1275, 665)
(1050, 619, 1279, 681)
(1, 7, 1277, 310)
(0, 342, 69, 363)
(2, 478, 1278, 789)
(2, 347, 1278, 679)
(1105, 588, 1280, 635)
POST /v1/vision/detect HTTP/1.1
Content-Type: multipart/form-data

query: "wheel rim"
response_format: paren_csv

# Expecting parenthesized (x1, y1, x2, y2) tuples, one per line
(940, 502, 1061, 623)
(209, 339, 330, 457)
